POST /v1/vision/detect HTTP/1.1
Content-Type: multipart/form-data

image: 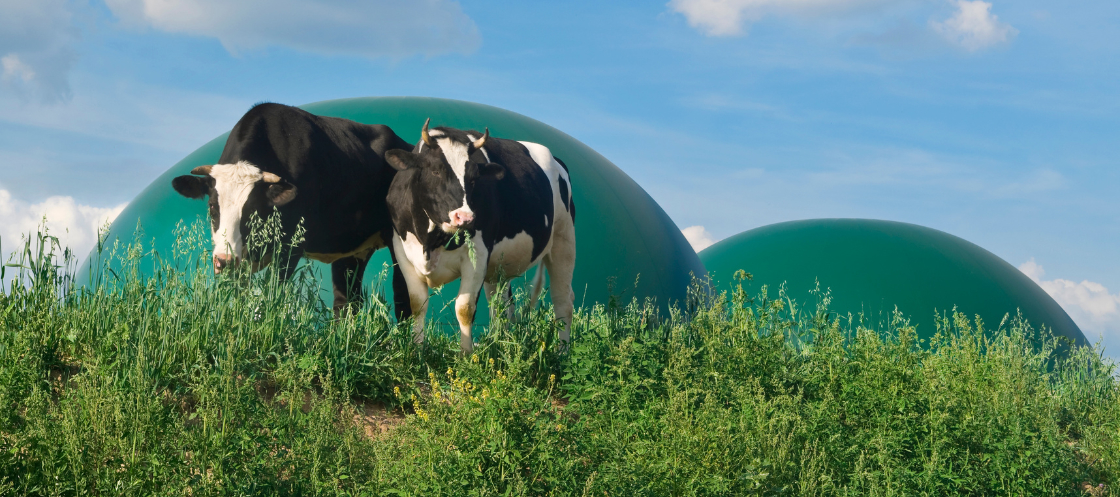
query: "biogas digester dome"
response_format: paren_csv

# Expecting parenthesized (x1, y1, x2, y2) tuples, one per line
(700, 219, 1086, 345)
(79, 97, 704, 329)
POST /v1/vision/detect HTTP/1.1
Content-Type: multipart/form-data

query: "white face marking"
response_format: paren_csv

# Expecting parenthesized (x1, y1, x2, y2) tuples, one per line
(431, 134, 479, 232)
(208, 161, 262, 258)
(432, 132, 472, 219)
(435, 137, 469, 190)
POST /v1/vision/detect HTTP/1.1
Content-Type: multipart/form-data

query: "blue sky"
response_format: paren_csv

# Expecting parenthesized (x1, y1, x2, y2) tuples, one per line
(2, 0, 1118, 352)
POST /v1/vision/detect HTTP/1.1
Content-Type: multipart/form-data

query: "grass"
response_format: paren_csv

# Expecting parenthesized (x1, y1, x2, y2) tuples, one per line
(1, 218, 1119, 495)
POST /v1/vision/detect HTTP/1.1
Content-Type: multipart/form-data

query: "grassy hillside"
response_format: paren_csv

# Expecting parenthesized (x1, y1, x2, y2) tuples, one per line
(1, 221, 1118, 495)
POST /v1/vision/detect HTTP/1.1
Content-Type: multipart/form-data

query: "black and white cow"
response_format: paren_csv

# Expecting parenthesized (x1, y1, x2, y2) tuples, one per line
(384, 120, 576, 353)
(171, 103, 413, 312)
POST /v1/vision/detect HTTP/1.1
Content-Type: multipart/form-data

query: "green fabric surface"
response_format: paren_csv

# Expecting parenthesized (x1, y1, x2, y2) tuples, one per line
(699, 219, 1086, 345)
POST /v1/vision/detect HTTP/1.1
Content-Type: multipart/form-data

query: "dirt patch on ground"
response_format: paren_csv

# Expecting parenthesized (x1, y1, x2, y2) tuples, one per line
(257, 380, 407, 439)
(352, 398, 406, 439)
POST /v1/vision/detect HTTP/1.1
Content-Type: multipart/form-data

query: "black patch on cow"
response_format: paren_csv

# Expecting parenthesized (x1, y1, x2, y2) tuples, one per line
(558, 176, 570, 211)
(387, 127, 557, 263)
(554, 159, 571, 209)
(554, 156, 570, 174)
(554, 157, 574, 223)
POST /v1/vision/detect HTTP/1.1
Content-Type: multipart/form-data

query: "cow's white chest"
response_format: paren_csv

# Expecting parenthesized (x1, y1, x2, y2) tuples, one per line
(400, 229, 545, 287)
(400, 231, 487, 288)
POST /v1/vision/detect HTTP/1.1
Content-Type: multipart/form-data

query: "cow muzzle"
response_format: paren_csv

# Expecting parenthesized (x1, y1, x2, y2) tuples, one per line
(449, 209, 474, 228)
(213, 253, 238, 274)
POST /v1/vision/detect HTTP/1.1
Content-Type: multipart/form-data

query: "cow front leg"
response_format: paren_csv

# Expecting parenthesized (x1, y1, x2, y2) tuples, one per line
(392, 235, 430, 344)
(330, 255, 368, 316)
(455, 282, 483, 355)
(456, 249, 489, 355)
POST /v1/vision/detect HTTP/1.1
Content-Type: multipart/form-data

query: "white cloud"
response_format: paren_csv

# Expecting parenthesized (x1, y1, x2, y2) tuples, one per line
(682, 93, 797, 121)
(669, 0, 1017, 52)
(105, 0, 481, 59)
(0, 187, 126, 266)
(1, 54, 36, 83)
(932, 0, 1017, 51)
(993, 168, 1067, 197)
(0, 0, 76, 101)
(1020, 258, 1120, 355)
(682, 225, 719, 252)
(667, 0, 896, 37)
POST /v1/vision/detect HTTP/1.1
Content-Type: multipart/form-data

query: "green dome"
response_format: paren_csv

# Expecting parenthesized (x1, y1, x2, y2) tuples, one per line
(699, 219, 1086, 345)
(78, 97, 704, 330)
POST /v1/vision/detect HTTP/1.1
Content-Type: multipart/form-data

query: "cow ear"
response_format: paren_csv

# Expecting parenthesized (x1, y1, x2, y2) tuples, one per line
(480, 162, 505, 180)
(267, 182, 298, 206)
(385, 149, 420, 171)
(172, 175, 209, 199)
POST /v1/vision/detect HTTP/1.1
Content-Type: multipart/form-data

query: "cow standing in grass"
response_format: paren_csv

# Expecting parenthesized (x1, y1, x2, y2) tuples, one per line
(384, 119, 576, 353)
(171, 103, 413, 314)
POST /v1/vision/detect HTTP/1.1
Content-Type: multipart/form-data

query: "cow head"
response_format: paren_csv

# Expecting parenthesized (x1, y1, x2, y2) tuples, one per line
(385, 120, 504, 248)
(171, 161, 298, 273)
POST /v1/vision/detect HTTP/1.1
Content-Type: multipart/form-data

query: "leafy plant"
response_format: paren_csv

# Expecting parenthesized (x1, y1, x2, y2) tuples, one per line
(0, 218, 1116, 495)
